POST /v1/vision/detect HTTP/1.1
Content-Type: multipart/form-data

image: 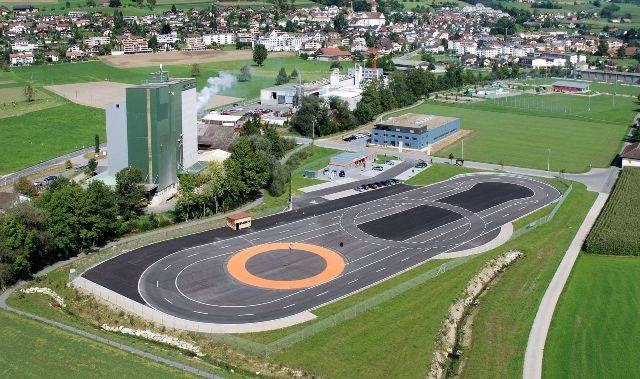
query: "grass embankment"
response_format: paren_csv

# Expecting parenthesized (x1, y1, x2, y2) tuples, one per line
(543, 254, 640, 378)
(404, 163, 480, 186)
(0, 309, 194, 378)
(459, 183, 597, 378)
(250, 145, 339, 215)
(402, 100, 629, 172)
(0, 102, 105, 175)
(584, 167, 640, 255)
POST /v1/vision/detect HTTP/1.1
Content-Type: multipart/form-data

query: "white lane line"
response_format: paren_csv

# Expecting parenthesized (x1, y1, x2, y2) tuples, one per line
(163, 297, 173, 305)
(350, 246, 391, 263)
(193, 310, 208, 315)
(279, 229, 290, 234)
(156, 281, 159, 287)
(164, 264, 172, 271)
(187, 253, 198, 258)
(347, 279, 358, 285)
(238, 313, 254, 316)
(401, 257, 410, 262)
(220, 245, 230, 249)
(283, 303, 296, 309)
(376, 268, 386, 273)
(316, 291, 329, 297)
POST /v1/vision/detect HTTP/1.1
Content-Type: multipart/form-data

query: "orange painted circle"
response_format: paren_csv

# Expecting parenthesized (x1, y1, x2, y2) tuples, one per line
(226, 242, 345, 290)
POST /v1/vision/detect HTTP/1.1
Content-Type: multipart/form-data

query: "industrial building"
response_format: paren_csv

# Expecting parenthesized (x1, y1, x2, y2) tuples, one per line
(371, 113, 460, 150)
(259, 66, 367, 110)
(104, 70, 197, 195)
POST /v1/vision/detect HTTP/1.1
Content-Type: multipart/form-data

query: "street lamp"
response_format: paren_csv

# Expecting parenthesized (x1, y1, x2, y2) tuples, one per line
(547, 148, 551, 172)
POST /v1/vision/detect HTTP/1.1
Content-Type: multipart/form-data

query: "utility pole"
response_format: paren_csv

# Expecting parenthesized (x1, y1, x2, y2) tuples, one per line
(311, 119, 316, 144)
(547, 148, 551, 172)
(461, 138, 464, 161)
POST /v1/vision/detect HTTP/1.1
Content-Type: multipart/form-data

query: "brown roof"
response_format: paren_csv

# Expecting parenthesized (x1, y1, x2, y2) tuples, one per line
(318, 47, 351, 57)
(621, 142, 640, 160)
(226, 211, 251, 221)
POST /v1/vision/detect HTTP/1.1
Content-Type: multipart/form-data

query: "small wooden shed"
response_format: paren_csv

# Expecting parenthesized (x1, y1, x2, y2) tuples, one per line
(226, 211, 252, 230)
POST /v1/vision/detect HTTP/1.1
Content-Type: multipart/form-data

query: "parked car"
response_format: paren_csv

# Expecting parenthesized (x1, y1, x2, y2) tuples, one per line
(372, 166, 384, 171)
(385, 160, 395, 165)
(43, 175, 57, 183)
(368, 183, 378, 189)
(339, 170, 346, 177)
(342, 135, 357, 142)
(415, 161, 428, 168)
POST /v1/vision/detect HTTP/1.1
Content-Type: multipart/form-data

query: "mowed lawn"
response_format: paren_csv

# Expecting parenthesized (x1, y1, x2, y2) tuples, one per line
(403, 101, 629, 172)
(543, 254, 640, 378)
(0, 102, 105, 174)
(0, 310, 192, 378)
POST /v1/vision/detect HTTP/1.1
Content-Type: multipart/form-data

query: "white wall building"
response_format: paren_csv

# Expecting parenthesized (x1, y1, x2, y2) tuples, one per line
(253, 31, 302, 52)
(203, 33, 235, 46)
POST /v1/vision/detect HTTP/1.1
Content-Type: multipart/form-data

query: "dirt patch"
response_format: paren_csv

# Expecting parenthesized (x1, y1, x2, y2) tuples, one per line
(46, 81, 132, 109)
(46, 81, 243, 110)
(430, 129, 472, 154)
(100, 50, 296, 68)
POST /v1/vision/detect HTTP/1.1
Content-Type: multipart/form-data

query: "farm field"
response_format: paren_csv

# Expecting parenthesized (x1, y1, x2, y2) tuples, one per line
(543, 254, 640, 378)
(400, 100, 630, 172)
(0, 310, 193, 378)
(9, 56, 335, 100)
(584, 167, 640, 255)
(0, 102, 105, 175)
(0, 84, 64, 119)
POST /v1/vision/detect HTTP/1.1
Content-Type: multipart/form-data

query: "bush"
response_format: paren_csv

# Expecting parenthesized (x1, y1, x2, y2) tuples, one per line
(584, 167, 640, 255)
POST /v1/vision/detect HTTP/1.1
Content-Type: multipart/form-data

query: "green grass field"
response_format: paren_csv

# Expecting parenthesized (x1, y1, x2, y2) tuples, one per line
(404, 163, 479, 186)
(251, 145, 339, 215)
(0, 310, 193, 378)
(460, 183, 597, 378)
(0, 85, 65, 119)
(543, 254, 640, 378)
(400, 100, 630, 173)
(0, 102, 105, 174)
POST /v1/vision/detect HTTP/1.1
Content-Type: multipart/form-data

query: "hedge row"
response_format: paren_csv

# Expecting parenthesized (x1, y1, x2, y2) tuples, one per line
(584, 167, 640, 255)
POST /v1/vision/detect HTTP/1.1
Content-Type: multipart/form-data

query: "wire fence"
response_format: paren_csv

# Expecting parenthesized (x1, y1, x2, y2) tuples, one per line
(207, 255, 476, 355)
(70, 173, 573, 355)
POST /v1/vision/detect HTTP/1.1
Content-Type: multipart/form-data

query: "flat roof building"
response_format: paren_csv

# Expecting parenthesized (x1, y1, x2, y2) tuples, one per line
(328, 150, 375, 169)
(106, 70, 197, 193)
(372, 113, 460, 151)
(551, 80, 590, 93)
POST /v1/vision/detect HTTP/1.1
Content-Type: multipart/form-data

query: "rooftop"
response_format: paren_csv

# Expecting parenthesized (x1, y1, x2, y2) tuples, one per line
(329, 150, 372, 165)
(621, 142, 640, 160)
(551, 80, 590, 89)
(376, 113, 458, 131)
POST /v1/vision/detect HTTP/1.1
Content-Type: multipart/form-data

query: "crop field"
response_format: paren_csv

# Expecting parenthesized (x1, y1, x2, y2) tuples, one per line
(0, 310, 192, 377)
(544, 254, 640, 378)
(584, 167, 640, 256)
(398, 100, 629, 173)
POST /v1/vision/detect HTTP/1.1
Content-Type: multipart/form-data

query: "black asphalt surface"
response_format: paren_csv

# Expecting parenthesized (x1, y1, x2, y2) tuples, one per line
(84, 174, 560, 324)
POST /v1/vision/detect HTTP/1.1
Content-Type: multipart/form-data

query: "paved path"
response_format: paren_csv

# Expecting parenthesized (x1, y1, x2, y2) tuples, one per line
(0, 259, 224, 379)
(522, 192, 609, 379)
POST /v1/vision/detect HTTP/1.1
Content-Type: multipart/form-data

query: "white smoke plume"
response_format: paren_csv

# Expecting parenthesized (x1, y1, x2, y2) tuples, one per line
(196, 71, 237, 115)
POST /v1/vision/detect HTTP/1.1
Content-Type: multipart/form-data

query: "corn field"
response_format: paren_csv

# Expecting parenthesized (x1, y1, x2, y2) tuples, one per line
(584, 167, 640, 256)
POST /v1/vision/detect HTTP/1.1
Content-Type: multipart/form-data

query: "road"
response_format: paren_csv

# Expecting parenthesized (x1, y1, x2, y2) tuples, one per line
(84, 174, 560, 325)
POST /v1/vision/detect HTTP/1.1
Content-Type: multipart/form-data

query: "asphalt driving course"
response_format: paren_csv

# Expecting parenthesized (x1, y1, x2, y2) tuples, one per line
(84, 174, 560, 324)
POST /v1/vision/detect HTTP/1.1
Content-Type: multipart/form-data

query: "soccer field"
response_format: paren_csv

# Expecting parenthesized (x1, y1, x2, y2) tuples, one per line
(399, 99, 630, 173)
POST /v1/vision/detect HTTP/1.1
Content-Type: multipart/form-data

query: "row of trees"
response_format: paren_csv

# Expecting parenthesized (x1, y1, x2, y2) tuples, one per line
(174, 118, 296, 221)
(0, 168, 148, 289)
(290, 63, 522, 138)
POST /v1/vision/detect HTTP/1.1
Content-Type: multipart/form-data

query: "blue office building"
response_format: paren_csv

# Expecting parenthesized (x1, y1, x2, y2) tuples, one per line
(371, 113, 460, 150)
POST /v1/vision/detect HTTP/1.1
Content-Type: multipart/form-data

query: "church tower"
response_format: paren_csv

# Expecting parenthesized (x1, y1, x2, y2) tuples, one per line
(371, 0, 377, 12)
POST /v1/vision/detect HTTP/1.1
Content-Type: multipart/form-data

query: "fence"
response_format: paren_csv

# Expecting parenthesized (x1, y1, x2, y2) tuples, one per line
(208, 255, 476, 355)
(70, 172, 574, 355)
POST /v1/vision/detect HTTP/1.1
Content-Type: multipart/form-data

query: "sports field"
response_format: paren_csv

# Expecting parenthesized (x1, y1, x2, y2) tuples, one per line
(399, 99, 630, 172)
(543, 254, 640, 378)
(0, 310, 192, 377)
